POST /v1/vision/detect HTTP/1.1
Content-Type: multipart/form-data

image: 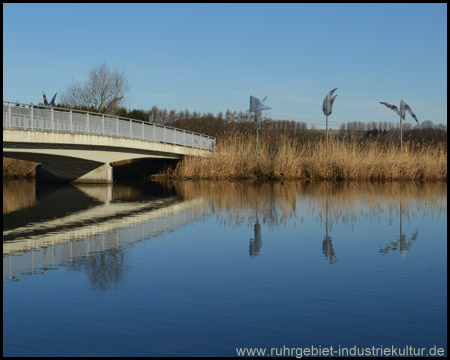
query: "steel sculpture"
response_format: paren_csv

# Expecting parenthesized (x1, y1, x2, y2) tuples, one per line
(249, 95, 271, 154)
(43, 91, 57, 108)
(322, 88, 338, 156)
(379, 99, 419, 149)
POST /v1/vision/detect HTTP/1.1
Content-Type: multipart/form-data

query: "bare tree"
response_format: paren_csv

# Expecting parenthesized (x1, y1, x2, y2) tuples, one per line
(61, 63, 130, 114)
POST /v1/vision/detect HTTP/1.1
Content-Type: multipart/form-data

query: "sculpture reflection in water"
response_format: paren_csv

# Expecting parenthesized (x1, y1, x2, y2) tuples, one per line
(169, 180, 440, 262)
(379, 196, 419, 258)
(322, 195, 337, 264)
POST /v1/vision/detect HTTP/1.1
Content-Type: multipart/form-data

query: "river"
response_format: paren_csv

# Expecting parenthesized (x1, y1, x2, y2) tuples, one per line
(3, 179, 447, 356)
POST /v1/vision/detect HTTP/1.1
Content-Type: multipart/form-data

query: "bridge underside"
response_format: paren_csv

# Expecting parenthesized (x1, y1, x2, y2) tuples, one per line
(2, 129, 211, 183)
(4, 151, 181, 183)
(4, 152, 113, 183)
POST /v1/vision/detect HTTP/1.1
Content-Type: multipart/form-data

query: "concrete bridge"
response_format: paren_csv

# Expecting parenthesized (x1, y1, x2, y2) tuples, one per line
(3, 101, 215, 183)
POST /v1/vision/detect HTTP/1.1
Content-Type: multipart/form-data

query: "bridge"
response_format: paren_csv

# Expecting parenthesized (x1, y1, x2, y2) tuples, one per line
(3, 101, 215, 183)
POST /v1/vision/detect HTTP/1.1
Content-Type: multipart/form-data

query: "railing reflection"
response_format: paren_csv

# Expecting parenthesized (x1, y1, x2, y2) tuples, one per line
(3, 199, 210, 287)
(3, 181, 211, 286)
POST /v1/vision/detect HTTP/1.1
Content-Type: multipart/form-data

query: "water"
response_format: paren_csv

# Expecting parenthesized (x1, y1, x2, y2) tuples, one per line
(3, 180, 447, 357)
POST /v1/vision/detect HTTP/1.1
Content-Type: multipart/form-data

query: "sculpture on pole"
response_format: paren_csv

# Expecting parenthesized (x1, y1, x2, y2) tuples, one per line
(249, 95, 271, 154)
(379, 99, 419, 149)
(322, 88, 338, 156)
(43, 91, 57, 108)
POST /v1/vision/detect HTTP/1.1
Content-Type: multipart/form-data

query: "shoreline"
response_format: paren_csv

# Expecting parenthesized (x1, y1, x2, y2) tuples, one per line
(4, 136, 447, 182)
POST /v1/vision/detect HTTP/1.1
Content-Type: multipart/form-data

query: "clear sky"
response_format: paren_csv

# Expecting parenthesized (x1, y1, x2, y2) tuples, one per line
(3, 3, 447, 128)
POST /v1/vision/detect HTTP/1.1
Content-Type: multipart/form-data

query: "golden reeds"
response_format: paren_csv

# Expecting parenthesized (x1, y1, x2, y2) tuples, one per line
(162, 132, 447, 181)
(3, 158, 38, 179)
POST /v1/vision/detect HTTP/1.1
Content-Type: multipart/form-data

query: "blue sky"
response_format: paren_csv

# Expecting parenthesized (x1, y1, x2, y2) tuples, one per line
(3, 3, 447, 128)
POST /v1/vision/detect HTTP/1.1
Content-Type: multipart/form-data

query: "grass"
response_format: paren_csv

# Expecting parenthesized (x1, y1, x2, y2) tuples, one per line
(159, 131, 447, 181)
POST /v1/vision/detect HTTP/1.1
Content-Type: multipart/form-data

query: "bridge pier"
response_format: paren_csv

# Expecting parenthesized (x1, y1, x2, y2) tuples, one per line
(72, 163, 113, 184)
(36, 162, 113, 184)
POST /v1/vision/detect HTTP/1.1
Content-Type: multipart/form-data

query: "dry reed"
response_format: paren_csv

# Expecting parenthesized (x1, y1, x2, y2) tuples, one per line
(162, 132, 447, 181)
(3, 158, 38, 179)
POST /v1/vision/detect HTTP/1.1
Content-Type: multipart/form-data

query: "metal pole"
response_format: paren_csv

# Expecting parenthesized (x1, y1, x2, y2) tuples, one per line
(87, 112, 90, 133)
(70, 110, 73, 132)
(102, 114, 105, 135)
(8, 104, 12, 127)
(130, 119, 132, 138)
(400, 115, 403, 150)
(51, 108, 54, 131)
(30, 106, 34, 130)
(256, 128, 259, 155)
(326, 116, 329, 157)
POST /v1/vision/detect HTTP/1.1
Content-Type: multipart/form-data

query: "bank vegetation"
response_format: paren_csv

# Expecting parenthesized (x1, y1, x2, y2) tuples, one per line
(3, 104, 447, 181)
(3, 158, 38, 180)
(159, 131, 447, 181)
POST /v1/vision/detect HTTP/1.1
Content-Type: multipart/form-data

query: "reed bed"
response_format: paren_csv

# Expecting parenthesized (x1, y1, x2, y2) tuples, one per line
(162, 132, 447, 181)
(3, 158, 38, 179)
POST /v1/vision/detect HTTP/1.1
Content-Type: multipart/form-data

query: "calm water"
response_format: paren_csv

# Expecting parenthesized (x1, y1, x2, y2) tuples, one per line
(3, 180, 447, 357)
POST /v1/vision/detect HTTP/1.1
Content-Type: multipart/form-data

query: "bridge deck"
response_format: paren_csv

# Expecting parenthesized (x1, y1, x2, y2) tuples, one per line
(3, 101, 215, 183)
(3, 102, 215, 151)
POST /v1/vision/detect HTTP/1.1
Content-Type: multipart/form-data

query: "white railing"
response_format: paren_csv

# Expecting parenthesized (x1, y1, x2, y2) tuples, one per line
(3, 101, 216, 151)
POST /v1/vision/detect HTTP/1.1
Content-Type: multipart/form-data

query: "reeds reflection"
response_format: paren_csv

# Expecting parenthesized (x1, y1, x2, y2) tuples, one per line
(167, 180, 446, 226)
(3, 180, 37, 214)
(165, 180, 446, 260)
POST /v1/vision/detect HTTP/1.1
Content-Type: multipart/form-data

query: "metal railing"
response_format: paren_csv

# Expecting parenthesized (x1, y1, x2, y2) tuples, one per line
(3, 101, 216, 151)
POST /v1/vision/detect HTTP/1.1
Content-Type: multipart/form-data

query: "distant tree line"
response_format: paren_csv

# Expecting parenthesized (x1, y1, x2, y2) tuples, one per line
(113, 106, 447, 146)
(17, 99, 447, 146)
(14, 98, 446, 146)
(49, 62, 446, 146)
(338, 120, 447, 145)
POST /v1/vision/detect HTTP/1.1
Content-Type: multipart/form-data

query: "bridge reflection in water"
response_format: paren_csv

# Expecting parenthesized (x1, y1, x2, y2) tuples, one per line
(3, 181, 210, 285)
